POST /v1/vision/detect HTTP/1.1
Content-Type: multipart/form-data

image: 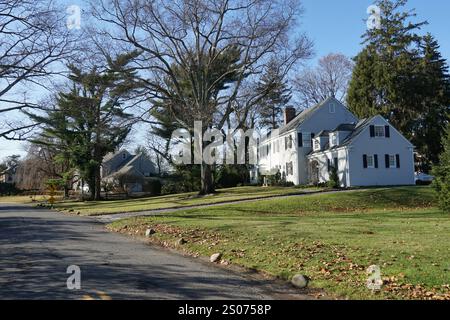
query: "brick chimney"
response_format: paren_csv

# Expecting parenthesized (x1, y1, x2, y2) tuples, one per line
(284, 107, 296, 125)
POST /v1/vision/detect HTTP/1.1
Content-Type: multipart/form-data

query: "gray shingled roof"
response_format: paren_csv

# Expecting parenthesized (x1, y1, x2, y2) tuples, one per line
(333, 123, 356, 132)
(309, 117, 374, 154)
(279, 97, 336, 134)
(316, 130, 330, 137)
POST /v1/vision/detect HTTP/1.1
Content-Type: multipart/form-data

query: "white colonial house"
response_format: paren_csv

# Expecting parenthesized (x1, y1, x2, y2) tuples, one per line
(253, 97, 415, 187)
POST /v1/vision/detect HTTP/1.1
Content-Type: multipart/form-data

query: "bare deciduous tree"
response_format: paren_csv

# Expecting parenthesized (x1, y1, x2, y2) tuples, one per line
(14, 144, 75, 196)
(91, 0, 313, 194)
(294, 53, 353, 108)
(0, 0, 77, 139)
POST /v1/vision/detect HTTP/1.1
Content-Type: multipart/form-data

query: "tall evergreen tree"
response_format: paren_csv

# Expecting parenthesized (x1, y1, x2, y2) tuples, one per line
(28, 52, 140, 200)
(432, 123, 450, 212)
(347, 0, 449, 167)
(414, 34, 450, 168)
(257, 61, 292, 129)
(348, 0, 426, 129)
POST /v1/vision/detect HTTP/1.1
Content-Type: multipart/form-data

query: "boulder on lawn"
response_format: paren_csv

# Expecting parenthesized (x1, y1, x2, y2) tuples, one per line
(210, 253, 222, 263)
(291, 274, 310, 288)
(145, 229, 156, 237)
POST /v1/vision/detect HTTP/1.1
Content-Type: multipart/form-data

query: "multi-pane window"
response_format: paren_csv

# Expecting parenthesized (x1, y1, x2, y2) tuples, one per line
(389, 155, 396, 168)
(367, 155, 374, 168)
(303, 133, 311, 147)
(331, 134, 337, 146)
(314, 139, 320, 150)
(374, 126, 385, 137)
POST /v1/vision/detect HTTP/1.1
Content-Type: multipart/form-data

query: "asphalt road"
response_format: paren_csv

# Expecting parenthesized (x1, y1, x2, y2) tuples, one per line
(0, 203, 312, 300)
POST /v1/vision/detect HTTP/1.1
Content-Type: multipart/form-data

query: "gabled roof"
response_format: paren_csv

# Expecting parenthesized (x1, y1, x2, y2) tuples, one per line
(333, 123, 356, 132)
(316, 130, 330, 137)
(309, 117, 373, 155)
(102, 151, 156, 180)
(103, 149, 130, 163)
(279, 97, 338, 134)
(337, 118, 373, 147)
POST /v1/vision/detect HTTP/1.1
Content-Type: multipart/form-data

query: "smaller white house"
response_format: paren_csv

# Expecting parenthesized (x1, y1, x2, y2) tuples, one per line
(307, 115, 415, 187)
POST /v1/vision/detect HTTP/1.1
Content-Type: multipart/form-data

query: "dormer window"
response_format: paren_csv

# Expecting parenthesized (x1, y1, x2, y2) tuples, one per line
(122, 153, 126, 159)
(331, 134, 337, 146)
(314, 139, 320, 151)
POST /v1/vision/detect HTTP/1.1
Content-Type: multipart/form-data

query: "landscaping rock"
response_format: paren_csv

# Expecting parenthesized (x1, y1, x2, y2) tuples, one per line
(210, 253, 222, 263)
(176, 238, 187, 246)
(145, 229, 156, 237)
(291, 274, 310, 288)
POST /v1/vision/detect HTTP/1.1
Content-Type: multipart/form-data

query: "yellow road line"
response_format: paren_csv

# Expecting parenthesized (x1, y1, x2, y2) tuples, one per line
(95, 290, 112, 300)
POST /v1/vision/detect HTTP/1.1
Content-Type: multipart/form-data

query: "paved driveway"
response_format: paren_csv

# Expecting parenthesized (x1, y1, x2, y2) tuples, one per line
(0, 203, 311, 300)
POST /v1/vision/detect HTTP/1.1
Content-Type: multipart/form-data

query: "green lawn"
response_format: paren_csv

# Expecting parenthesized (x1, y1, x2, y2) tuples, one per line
(0, 195, 54, 204)
(108, 186, 450, 300)
(51, 186, 322, 216)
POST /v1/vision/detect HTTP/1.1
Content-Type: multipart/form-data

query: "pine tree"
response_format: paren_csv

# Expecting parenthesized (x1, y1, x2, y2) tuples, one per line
(346, 46, 380, 118)
(257, 60, 292, 129)
(348, 0, 426, 129)
(414, 34, 450, 168)
(348, 0, 450, 167)
(432, 123, 450, 212)
(27, 52, 139, 200)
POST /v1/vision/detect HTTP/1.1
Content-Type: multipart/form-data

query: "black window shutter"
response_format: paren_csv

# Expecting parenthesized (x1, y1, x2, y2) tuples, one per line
(396, 154, 400, 168)
(370, 125, 375, 137)
(297, 133, 303, 147)
(334, 157, 338, 169)
(327, 159, 331, 171)
(374, 154, 378, 168)
(385, 154, 390, 168)
(385, 126, 390, 138)
(363, 155, 368, 168)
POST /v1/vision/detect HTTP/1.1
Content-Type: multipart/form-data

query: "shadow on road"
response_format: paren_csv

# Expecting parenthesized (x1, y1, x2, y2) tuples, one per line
(0, 206, 294, 300)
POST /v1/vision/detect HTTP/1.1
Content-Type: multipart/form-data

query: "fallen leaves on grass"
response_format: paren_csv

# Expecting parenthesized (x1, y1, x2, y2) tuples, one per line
(382, 276, 450, 300)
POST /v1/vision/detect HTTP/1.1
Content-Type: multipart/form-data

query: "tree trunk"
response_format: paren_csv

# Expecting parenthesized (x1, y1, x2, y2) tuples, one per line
(94, 165, 101, 201)
(200, 163, 215, 195)
(88, 178, 96, 201)
(63, 185, 69, 199)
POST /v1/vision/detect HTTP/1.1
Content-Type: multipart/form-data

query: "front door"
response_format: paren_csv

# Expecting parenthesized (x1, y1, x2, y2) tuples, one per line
(309, 160, 319, 185)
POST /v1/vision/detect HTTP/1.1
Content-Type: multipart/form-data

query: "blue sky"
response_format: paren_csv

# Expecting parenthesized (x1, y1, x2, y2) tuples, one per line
(300, 0, 450, 64)
(1, 0, 449, 157)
